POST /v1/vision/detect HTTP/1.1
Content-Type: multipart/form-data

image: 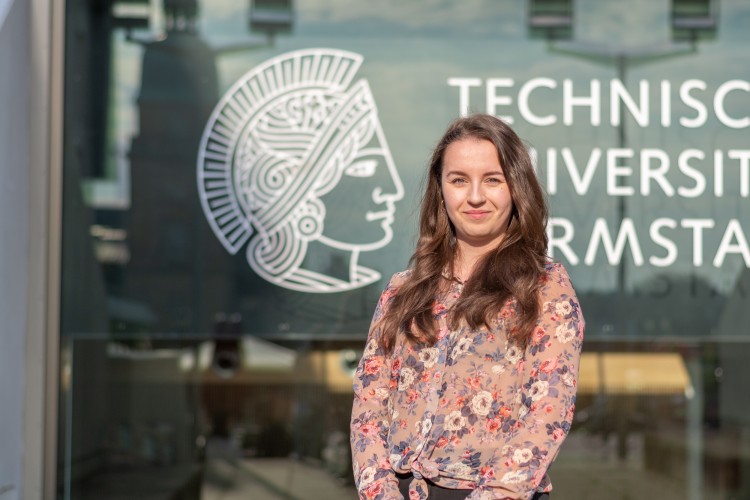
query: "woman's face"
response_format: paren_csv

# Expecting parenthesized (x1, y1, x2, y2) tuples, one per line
(440, 138, 514, 252)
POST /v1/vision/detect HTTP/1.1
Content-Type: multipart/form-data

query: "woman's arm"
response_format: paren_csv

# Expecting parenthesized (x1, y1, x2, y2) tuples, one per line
(351, 275, 403, 500)
(468, 263, 585, 500)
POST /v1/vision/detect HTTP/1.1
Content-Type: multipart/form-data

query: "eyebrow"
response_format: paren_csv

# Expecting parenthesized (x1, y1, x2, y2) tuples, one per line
(444, 170, 505, 177)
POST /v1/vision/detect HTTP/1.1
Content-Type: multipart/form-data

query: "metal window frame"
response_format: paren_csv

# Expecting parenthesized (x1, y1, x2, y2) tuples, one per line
(24, 0, 64, 498)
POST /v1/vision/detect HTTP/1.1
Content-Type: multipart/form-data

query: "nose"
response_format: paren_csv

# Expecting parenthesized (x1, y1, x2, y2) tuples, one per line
(467, 183, 486, 205)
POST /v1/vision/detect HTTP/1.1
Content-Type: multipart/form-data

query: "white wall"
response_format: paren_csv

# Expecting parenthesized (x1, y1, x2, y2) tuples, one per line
(0, 0, 29, 498)
(0, 0, 13, 31)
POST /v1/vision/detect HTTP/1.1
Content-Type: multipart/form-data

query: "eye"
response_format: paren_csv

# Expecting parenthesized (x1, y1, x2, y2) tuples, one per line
(486, 177, 504, 184)
(450, 177, 468, 185)
(344, 160, 377, 178)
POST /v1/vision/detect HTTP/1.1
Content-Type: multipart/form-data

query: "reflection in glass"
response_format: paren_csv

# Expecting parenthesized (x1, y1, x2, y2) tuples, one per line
(59, 0, 750, 499)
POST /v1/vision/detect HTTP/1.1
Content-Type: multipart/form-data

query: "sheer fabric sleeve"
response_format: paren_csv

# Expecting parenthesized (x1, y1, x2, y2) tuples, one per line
(468, 264, 584, 500)
(350, 275, 403, 500)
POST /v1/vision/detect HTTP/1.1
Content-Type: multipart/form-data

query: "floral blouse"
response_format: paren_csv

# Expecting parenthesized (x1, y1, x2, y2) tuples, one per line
(350, 261, 584, 500)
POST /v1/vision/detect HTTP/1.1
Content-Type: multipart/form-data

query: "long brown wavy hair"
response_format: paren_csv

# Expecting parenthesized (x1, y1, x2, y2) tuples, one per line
(380, 114, 549, 352)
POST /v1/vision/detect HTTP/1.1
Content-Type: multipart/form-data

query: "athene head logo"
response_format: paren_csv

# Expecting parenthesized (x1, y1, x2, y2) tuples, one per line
(197, 49, 404, 293)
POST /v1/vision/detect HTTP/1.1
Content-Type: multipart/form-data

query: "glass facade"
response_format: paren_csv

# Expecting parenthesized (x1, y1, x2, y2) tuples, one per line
(58, 0, 750, 498)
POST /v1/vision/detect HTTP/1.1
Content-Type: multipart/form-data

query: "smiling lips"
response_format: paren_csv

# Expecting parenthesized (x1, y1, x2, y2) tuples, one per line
(464, 210, 491, 220)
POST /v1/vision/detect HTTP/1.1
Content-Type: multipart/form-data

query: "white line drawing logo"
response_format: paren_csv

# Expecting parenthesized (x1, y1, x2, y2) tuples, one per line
(197, 49, 404, 293)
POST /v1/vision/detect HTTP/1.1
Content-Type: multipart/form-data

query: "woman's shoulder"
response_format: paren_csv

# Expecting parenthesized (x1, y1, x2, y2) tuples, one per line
(386, 269, 412, 289)
(543, 258, 576, 290)
(544, 258, 567, 273)
(373, 270, 411, 312)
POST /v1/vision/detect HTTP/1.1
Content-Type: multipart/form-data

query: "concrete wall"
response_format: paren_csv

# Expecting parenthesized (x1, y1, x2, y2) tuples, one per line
(0, 1, 29, 499)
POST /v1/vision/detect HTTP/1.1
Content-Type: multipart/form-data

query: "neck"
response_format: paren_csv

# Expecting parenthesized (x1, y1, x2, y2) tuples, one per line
(454, 239, 500, 281)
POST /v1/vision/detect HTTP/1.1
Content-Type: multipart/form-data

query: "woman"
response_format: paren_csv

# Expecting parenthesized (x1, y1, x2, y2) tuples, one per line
(350, 114, 584, 500)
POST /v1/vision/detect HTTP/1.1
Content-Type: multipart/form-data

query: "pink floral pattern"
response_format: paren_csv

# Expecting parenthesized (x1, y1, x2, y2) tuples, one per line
(350, 262, 584, 500)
